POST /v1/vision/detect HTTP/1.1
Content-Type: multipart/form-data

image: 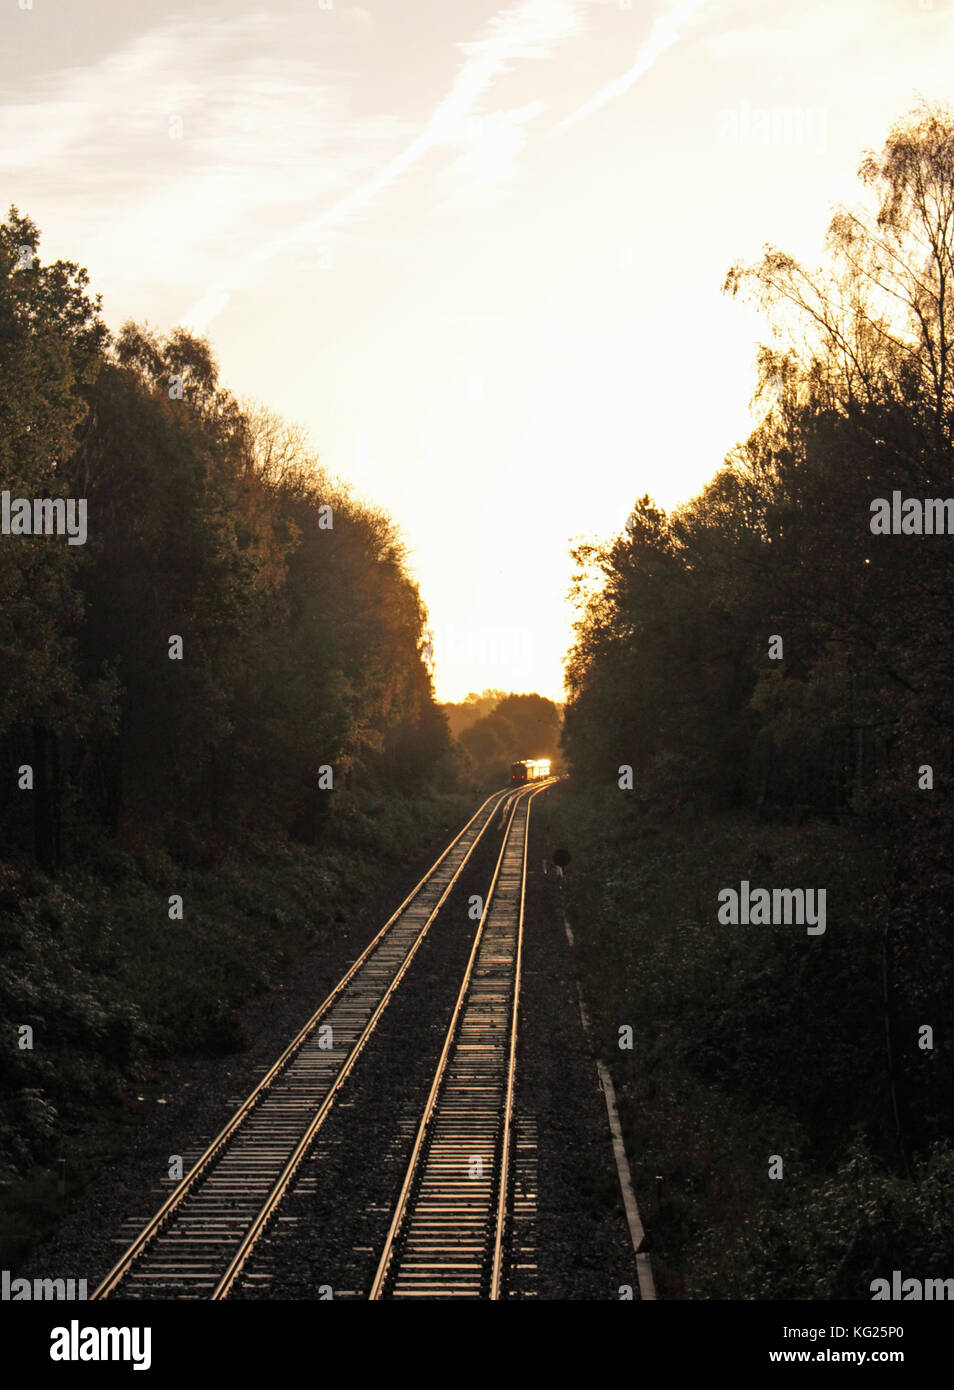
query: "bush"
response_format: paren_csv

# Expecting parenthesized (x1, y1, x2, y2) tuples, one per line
(691, 1141, 954, 1299)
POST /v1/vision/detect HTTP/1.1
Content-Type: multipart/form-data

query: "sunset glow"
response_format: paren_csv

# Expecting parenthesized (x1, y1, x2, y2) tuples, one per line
(4, 0, 952, 699)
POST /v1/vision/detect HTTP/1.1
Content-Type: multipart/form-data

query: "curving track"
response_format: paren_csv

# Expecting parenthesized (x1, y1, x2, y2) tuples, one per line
(92, 789, 512, 1300)
(370, 782, 549, 1299)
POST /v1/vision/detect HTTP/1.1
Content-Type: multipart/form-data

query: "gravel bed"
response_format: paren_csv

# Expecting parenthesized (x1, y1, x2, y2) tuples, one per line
(518, 794, 639, 1298)
(231, 813, 505, 1299)
(237, 788, 639, 1301)
(20, 789, 643, 1301)
(17, 812, 475, 1294)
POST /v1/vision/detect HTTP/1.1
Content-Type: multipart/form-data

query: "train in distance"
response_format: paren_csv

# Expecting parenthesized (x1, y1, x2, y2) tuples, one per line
(510, 759, 551, 785)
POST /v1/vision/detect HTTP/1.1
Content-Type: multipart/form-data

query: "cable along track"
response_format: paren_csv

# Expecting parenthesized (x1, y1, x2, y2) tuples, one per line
(92, 789, 510, 1300)
(371, 779, 552, 1300)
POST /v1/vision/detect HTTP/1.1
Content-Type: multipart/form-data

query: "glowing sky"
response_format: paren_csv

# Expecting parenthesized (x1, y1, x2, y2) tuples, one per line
(2, 0, 952, 700)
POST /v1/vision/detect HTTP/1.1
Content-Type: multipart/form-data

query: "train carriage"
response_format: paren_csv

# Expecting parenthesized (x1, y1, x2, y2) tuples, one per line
(510, 758, 551, 785)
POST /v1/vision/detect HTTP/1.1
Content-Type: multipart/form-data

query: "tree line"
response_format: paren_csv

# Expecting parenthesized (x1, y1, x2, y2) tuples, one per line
(444, 691, 561, 786)
(0, 208, 451, 873)
(562, 106, 954, 1174)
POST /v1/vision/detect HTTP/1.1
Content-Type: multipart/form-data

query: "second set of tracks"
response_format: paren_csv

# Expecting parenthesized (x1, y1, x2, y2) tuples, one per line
(93, 781, 552, 1301)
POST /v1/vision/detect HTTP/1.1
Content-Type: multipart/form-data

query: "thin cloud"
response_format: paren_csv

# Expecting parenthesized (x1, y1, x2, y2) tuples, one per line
(439, 100, 548, 201)
(2, 10, 395, 301)
(339, 5, 375, 30)
(184, 0, 585, 332)
(560, 0, 712, 128)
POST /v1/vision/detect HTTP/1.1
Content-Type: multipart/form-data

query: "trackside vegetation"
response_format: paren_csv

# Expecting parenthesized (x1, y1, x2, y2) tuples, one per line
(557, 107, 954, 1299)
(0, 208, 466, 1257)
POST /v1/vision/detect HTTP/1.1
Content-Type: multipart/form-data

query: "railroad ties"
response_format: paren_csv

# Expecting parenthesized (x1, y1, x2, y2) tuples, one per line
(92, 790, 511, 1301)
(370, 784, 548, 1299)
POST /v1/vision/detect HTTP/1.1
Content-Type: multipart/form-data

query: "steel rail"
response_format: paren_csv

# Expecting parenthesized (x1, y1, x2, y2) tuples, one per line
(369, 779, 552, 1300)
(91, 788, 509, 1300)
(489, 776, 535, 1299)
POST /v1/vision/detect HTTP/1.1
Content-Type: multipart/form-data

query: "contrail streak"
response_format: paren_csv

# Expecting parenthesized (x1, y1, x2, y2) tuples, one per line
(183, 0, 583, 334)
(560, 0, 711, 129)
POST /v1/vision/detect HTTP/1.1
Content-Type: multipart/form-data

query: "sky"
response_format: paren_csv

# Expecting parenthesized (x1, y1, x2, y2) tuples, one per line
(2, 0, 952, 702)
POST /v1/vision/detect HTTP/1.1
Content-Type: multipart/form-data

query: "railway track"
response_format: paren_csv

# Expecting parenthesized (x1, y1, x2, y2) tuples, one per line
(370, 781, 549, 1299)
(92, 788, 513, 1301)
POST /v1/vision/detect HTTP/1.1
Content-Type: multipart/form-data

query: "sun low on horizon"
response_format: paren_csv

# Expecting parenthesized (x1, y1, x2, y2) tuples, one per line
(3, 0, 952, 703)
